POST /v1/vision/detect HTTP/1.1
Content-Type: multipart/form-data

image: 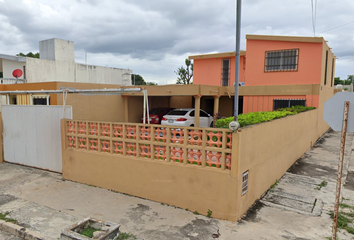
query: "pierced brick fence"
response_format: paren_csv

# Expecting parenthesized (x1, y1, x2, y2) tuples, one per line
(65, 120, 233, 170)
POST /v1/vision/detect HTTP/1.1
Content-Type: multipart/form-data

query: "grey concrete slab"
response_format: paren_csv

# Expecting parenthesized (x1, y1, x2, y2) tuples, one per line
(288, 130, 353, 181)
(0, 230, 23, 240)
(0, 130, 354, 239)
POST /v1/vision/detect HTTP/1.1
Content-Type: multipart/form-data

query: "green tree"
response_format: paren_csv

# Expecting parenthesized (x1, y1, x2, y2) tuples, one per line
(175, 59, 193, 84)
(334, 77, 342, 85)
(146, 82, 158, 86)
(347, 75, 354, 85)
(16, 52, 40, 58)
(131, 74, 157, 85)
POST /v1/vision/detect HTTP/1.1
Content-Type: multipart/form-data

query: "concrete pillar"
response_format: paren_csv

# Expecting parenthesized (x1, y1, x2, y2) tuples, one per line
(213, 95, 220, 127)
(124, 96, 130, 122)
(193, 95, 201, 127)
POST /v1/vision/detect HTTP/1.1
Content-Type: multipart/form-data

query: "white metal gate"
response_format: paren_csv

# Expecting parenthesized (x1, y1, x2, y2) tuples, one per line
(2, 105, 72, 172)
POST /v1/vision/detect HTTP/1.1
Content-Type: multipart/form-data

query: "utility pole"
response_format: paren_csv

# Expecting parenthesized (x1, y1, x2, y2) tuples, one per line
(234, 0, 242, 121)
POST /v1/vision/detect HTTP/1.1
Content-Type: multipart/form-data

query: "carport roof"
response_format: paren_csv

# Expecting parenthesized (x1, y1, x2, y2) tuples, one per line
(120, 84, 320, 97)
(121, 84, 236, 97)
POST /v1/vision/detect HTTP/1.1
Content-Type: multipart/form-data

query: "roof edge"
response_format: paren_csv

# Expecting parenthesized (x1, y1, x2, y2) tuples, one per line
(189, 51, 246, 60)
(246, 34, 325, 43)
(0, 54, 26, 62)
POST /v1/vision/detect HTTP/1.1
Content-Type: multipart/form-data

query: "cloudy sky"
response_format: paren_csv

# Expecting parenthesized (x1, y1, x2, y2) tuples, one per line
(0, 0, 353, 84)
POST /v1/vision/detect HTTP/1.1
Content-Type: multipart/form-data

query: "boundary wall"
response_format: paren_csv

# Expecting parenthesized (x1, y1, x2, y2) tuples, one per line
(62, 108, 329, 221)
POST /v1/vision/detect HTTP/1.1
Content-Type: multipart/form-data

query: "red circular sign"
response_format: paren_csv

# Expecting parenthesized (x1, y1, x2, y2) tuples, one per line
(12, 69, 23, 78)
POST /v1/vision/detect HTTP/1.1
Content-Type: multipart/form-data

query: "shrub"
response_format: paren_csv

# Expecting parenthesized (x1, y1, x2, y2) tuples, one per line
(215, 106, 316, 129)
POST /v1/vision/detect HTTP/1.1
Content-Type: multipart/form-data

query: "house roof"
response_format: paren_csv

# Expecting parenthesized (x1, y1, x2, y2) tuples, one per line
(0, 54, 26, 62)
(246, 34, 325, 43)
(188, 51, 246, 60)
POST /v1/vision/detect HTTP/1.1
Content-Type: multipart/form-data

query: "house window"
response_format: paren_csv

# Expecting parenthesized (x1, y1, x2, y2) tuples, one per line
(324, 50, 328, 85)
(33, 95, 50, 105)
(273, 99, 306, 110)
(331, 58, 335, 87)
(265, 49, 299, 72)
(242, 171, 249, 195)
(221, 59, 230, 86)
(33, 98, 49, 105)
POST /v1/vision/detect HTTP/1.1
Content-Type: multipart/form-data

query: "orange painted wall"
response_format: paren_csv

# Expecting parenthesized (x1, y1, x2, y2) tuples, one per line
(193, 55, 246, 86)
(243, 95, 318, 113)
(245, 40, 323, 86)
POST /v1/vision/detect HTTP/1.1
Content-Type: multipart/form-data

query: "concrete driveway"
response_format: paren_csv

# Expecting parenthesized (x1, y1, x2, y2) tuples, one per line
(0, 130, 354, 240)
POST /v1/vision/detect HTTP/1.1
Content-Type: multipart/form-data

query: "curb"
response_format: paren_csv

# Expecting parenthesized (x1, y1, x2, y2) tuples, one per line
(0, 219, 54, 240)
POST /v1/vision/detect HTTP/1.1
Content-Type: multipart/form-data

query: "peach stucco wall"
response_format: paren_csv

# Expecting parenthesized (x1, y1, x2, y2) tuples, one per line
(243, 94, 318, 113)
(245, 40, 323, 86)
(193, 55, 246, 86)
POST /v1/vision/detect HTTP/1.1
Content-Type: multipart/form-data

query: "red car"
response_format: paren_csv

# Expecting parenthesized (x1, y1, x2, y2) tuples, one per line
(141, 108, 175, 124)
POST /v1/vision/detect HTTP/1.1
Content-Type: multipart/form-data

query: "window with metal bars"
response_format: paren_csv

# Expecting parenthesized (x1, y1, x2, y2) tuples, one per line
(265, 49, 299, 72)
(273, 99, 306, 110)
(221, 59, 230, 86)
(324, 50, 328, 85)
(242, 171, 249, 195)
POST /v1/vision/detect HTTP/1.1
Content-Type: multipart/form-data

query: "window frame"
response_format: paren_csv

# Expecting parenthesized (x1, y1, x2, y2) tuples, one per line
(221, 58, 230, 86)
(264, 48, 299, 72)
(273, 99, 306, 111)
(242, 170, 249, 195)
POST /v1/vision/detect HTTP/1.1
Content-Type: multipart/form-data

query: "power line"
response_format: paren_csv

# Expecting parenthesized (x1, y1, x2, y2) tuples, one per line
(319, 20, 354, 33)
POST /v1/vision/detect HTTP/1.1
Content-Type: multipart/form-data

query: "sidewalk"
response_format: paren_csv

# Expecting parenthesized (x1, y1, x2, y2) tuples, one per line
(0, 130, 353, 240)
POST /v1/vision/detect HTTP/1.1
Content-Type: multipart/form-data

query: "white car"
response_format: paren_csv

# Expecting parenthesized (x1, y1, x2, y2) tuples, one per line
(161, 108, 213, 127)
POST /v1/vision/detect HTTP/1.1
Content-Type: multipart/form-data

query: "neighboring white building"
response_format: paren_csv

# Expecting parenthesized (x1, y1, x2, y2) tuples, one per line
(335, 84, 353, 91)
(0, 38, 132, 85)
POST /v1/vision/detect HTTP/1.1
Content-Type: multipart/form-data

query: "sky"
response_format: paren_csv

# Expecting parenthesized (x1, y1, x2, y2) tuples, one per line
(0, 0, 353, 85)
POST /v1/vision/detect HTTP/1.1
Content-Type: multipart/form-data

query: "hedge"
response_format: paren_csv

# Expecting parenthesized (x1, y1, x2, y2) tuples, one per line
(215, 106, 316, 129)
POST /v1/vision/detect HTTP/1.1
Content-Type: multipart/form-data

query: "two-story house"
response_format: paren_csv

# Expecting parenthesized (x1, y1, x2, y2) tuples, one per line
(189, 35, 335, 114)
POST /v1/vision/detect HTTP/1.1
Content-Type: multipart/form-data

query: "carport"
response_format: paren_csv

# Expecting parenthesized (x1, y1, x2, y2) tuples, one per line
(121, 84, 239, 127)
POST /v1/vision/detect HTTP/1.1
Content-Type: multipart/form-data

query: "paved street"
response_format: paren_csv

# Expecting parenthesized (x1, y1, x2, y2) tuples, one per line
(0, 130, 353, 239)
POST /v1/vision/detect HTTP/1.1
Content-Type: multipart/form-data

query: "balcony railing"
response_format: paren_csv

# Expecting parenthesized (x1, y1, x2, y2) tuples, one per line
(0, 78, 27, 84)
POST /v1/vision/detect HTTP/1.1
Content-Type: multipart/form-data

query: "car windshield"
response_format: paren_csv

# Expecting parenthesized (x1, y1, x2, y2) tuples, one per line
(166, 110, 188, 116)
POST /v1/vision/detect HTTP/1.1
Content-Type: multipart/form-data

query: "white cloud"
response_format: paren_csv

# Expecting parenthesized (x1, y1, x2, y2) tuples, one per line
(0, 0, 353, 83)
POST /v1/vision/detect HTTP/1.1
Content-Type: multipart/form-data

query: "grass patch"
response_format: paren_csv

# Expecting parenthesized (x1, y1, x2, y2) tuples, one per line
(207, 209, 212, 218)
(329, 210, 354, 235)
(0, 212, 17, 224)
(80, 226, 100, 238)
(118, 232, 137, 240)
(316, 180, 328, 190)
(270, 179, 279, 189)
(339, 203, 354, 210)
(342, 211, 354, 218)
(193, 211, 199, 215)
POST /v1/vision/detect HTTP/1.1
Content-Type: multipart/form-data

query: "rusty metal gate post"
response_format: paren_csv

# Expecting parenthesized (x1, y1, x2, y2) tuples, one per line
(332, 101, 350, 240)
